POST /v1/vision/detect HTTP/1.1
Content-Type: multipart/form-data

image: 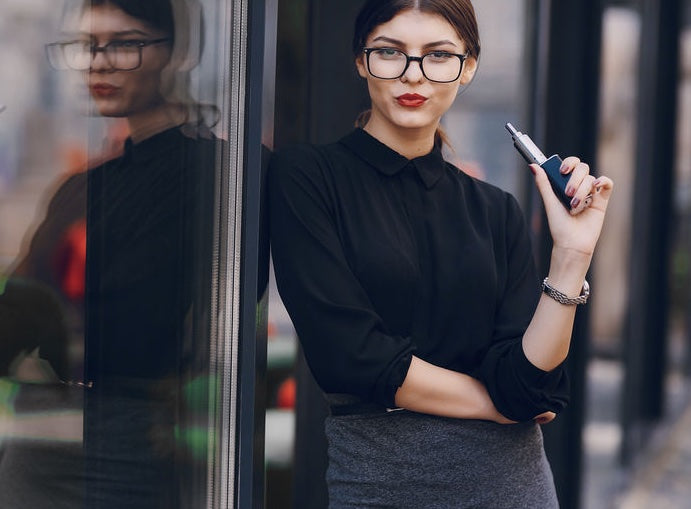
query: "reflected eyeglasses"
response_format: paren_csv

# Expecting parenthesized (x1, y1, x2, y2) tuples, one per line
(45, 38, 171, 71)
(363, 47, 467, 83)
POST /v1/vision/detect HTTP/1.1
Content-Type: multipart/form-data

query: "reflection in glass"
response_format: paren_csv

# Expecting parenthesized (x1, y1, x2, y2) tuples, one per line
(46, 38, 172, 71)
(0, 0, 223, 507)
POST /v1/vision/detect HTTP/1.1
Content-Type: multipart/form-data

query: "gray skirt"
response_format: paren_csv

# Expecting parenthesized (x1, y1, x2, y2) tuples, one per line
(325, 410, 559, 509)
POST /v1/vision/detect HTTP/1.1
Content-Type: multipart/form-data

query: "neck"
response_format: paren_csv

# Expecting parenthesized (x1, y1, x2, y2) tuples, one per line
(363, 116, 438, 159)
(127, 102, 187, 144)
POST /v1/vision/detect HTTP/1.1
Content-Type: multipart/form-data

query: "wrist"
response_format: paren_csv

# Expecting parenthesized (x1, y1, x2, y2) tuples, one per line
(469, 378, 505, 421)
(547, 246, 592, 295)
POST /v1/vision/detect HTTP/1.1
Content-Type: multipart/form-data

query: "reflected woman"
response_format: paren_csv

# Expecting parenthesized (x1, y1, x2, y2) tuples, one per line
(71, 1, 215, 507)
(12, 0, 215, 507)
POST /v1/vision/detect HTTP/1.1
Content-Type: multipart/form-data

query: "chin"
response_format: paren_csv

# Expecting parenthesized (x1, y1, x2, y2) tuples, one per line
(91, 102, 129, 118)
(88, 95, 129, 116)
(390, 112, 437, 131)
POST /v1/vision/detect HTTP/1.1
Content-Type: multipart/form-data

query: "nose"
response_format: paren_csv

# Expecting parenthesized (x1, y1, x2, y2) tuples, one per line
(89, 48, 112, 72)
(401, 57, 425, 83)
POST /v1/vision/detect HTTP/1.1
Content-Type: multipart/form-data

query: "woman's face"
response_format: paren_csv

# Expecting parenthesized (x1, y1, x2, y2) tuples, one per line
(78, 5, 172, 118)
(355, 9, 476, 137)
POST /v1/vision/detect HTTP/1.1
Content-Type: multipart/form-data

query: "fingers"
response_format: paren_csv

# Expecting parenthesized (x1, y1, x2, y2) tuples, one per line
(561, 158, 592, 210)
(534, 411, 556, 425)
(532, 156, 614, 216)
(590, 175, 614, 210)
(569, 175, 596, 215)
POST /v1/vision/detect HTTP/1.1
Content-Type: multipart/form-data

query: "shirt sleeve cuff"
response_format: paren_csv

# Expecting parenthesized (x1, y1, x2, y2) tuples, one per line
(374, 350, 414, 408)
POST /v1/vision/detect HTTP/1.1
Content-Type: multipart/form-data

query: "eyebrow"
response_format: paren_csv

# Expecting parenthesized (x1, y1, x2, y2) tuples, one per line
(370, 36, 459, 49)
(76, 29, 152, 38)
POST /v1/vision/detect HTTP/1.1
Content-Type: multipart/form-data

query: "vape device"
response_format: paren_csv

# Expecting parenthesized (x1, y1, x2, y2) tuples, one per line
(505, 123, 589, 214)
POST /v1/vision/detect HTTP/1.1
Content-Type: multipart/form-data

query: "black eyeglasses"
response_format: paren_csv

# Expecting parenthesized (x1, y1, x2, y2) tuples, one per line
(46, 38, 171, 71)
(363, 47, 467, 83)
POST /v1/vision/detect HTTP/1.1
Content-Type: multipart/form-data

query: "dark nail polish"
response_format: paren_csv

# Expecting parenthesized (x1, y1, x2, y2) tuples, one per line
(571, 197, 581, 209)
(566, 186, 575, 197)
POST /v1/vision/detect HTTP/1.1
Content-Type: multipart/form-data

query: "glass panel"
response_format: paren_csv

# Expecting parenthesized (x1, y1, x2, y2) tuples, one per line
(0, 0, 251, 507)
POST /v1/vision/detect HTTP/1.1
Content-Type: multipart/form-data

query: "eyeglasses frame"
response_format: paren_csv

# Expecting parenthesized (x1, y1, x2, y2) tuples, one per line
(362, 47, 468, 84)
(46, 38, 171, 71)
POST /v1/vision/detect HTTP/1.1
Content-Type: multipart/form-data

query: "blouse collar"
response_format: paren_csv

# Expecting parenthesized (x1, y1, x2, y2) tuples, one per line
(340, 128, 446, 189)
(122, 123, 215, 165)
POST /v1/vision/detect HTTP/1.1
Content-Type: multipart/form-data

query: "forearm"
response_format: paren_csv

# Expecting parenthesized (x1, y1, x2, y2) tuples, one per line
(522, 246, 592, 371)
(394, 355, 511, 423)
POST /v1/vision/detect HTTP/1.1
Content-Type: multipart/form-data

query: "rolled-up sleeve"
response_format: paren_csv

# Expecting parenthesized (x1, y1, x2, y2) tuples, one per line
(268, 146, 415, 407)
(475, 195, 570, 422)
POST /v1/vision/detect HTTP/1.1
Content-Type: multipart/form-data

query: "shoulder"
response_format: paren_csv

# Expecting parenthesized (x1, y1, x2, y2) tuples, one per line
(268, 139, 351, 187)
(445, 160, 523, 215)
(269, 139, 348, 170)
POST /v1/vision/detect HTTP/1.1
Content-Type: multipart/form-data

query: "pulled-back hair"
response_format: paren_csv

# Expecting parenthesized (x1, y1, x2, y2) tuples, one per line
(87, 0, 175, 40)
(353, 0, 480, 60)
(352, 0, 481, 148)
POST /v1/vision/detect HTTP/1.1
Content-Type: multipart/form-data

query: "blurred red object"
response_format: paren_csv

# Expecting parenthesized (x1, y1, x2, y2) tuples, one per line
(54, 219, 87, 301)
(276, 376, 296, 409)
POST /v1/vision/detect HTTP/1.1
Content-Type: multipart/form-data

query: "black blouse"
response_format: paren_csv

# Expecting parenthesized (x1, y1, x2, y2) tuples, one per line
(85, 125, 216, 386)
(268, 128, 569, 422)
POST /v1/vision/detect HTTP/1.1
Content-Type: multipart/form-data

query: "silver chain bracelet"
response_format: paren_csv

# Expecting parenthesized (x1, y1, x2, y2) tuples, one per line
(542, 277, 590, 305)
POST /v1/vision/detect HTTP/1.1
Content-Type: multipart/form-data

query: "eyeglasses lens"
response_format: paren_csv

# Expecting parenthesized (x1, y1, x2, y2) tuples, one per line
(63, 42, 92, 70)
(107, 44, 141, 71)
(368, 49, 462, 83)
(51, 42, 141, 71)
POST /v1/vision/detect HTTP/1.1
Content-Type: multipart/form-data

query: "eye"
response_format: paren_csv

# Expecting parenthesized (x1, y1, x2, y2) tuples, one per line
(425, 51, 455, 62)
(371, 48, 404, 60)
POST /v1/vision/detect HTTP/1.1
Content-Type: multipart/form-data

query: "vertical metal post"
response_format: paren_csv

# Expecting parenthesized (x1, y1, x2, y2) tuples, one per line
(235, 0, 276, 506)
(527, 1, 604, 508)
(620, 0, 681, 464)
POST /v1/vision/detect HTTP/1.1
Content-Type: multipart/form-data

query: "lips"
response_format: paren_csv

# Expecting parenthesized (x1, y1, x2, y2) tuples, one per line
(89, 83, 120, 98)
(396, 93, 427, 107)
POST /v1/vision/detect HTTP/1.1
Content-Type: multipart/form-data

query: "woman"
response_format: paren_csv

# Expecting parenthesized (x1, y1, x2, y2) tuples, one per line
(269, 0, 613, 507)
(1, 1, 215, 507)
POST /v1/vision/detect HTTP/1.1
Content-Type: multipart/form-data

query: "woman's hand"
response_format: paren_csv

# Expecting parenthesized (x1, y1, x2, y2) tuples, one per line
(533, 411, 557, 425)
(530, 157, 614, 258)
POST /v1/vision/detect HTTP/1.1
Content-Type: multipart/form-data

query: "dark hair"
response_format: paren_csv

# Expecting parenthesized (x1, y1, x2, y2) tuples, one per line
(86, 0, 175, 40)
(353, 0, 480, 60)
(82, 0, 215, 126)
(352, 0, 481, 148)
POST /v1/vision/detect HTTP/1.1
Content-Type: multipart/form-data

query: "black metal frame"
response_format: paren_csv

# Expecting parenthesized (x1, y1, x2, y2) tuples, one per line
(620, 0, 682, 465)
(362, 47, 467, 83)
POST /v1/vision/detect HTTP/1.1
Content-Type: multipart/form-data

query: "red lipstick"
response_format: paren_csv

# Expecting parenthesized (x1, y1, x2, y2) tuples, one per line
(90, 83, 120, 98)
(396, 93, 427, 107)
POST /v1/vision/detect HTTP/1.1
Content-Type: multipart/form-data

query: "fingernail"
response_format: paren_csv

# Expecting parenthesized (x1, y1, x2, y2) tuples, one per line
(566, 185, 575, 197)
(571, 197, 581, 209)
(560, 163, 568, 173)
(593, 178, 602, 187)
(529, 164, 537, 176)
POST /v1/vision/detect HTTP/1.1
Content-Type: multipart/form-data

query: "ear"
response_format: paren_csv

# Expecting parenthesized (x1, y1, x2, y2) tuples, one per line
(355, 54, 368, 79)
(459, 57, 478, 85)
